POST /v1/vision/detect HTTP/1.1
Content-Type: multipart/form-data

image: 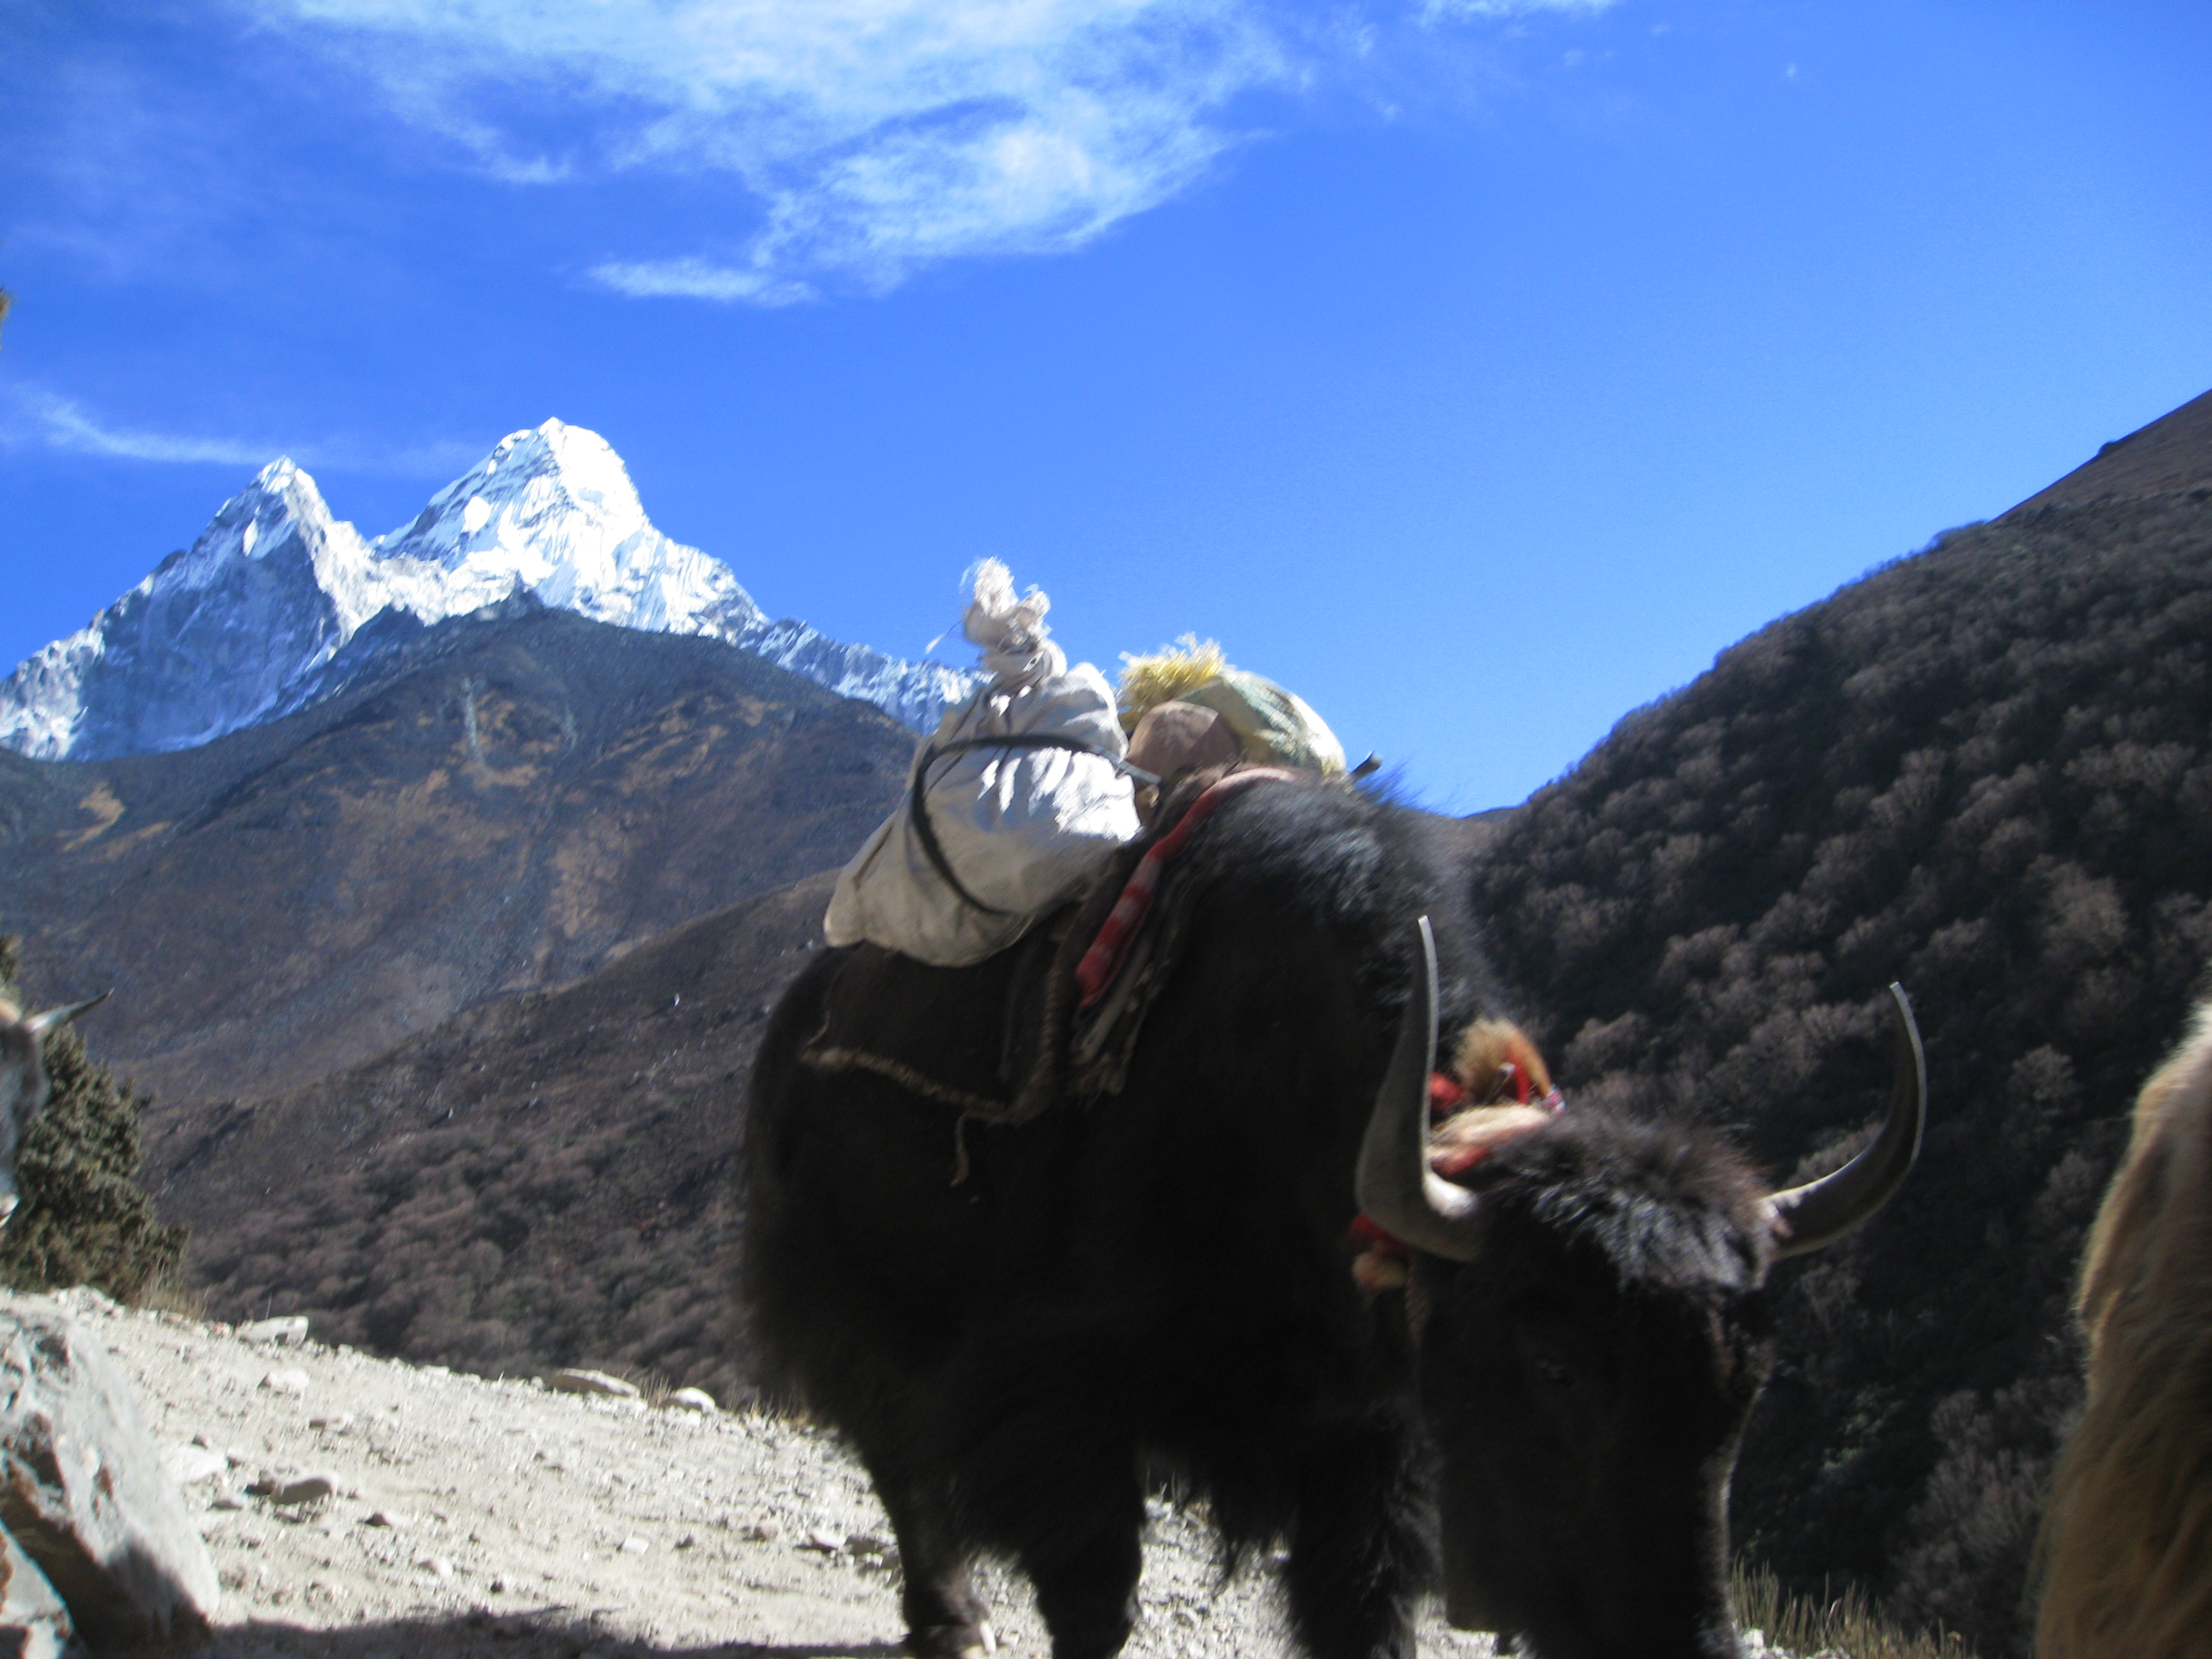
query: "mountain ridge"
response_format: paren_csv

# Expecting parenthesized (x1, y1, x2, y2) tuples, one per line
(0, 420, 979, 761)
(0, 604, 914, 1109)
(2005, 386, 2212, 516)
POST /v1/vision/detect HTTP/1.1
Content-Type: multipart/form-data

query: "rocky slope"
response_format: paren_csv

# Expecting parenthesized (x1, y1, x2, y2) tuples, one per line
(38, 1287, 1495, 1658)
(0, 605, 910, 1107)
(0, 420, 978, 761)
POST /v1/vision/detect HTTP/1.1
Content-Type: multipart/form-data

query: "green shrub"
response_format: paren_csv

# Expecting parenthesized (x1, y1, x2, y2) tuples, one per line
(0, 938, 186, 1303)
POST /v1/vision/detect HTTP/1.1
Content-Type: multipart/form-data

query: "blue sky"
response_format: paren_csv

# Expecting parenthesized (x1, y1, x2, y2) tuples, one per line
(3, 1, 2208, 811)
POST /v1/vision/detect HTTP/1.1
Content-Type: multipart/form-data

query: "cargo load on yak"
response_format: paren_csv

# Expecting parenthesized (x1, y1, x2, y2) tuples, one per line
(824, 562, 1143, 967)
(1117, 634, 1347, 785)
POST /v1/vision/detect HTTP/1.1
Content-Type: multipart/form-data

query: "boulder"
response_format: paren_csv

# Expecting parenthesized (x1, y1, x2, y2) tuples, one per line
(0, 1526, 79, 1659)
(0, 1301, 218, 1648)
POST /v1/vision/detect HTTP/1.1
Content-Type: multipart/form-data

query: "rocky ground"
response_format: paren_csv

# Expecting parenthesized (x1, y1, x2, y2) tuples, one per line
(41, 1289, 1502, 1658)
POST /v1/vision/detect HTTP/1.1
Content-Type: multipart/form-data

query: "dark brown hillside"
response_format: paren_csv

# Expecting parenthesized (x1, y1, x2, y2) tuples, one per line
(156, 872, 834, 1406)
(1469, 463, 2212, 1653)
(0, 605, 909, 1107)
(156, 794, 1492, 1404)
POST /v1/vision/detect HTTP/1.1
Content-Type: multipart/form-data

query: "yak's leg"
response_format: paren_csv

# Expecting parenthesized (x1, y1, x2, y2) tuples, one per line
(1019, 1476, 1143, 1659)
(971, 1414, 1143, 1659)
(863, 1452, 994, 1659)
(1282, 1419, 1428, 1659)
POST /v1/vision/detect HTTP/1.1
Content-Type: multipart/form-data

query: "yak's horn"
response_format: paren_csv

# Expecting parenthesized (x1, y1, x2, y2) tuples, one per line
(1354, 917, 1484, 1263)
(1767, 984, 1927, 1259)
(24, 991, 110, 1037)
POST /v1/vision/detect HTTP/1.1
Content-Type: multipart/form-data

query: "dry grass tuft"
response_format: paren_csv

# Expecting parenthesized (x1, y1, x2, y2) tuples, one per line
(1732, 1561, 1975, 1659)
(136, 1273, 211, 1321)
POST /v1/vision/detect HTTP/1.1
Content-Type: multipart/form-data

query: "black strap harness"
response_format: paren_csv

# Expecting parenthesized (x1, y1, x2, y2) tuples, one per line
(908, 733, 1160, 916)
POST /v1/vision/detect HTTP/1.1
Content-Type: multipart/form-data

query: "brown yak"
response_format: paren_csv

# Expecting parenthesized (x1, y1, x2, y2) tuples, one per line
(2036, 1004, 2212, 1658)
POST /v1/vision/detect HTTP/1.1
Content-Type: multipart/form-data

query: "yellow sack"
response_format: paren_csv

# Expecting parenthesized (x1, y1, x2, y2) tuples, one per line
(1118, 638, 1346, 777)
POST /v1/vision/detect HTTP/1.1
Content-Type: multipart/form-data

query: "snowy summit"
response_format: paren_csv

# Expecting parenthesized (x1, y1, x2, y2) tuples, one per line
(0, 421, 976, 760)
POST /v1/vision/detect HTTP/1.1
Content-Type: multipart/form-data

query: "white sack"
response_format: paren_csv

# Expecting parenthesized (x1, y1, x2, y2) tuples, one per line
(825, 562, 1141, 966)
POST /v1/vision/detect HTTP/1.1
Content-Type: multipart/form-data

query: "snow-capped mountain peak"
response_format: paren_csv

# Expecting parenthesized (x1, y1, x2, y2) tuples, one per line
(0, 422, 975, 761)
(361, 419, 764, 643)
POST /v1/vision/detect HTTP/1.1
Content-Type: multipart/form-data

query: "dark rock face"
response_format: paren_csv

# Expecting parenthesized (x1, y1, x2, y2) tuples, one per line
(0, 607, 911, 1109)
(0, 1301, 218, 1646)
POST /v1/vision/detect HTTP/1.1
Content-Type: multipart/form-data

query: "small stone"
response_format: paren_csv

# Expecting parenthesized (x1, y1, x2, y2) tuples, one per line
(546, 1368, 639, 1399)
(308, 1412, 354, 1433)
(802, 1528, 843, 1553)
(258, 1368, 310, 1397)
(268, 1475, 335, 1507)
(846, 1531, 893, 1556)
(163, 1445, 230, 1487)
(674, 1533, 697, 1551)
(741, 1519, 781, 1542)
(417, 1555, 454, 1580)
(667, 1387, 717, 1413)
(617, 1536, 650, 1555)
(237, 1316, 311, 1347)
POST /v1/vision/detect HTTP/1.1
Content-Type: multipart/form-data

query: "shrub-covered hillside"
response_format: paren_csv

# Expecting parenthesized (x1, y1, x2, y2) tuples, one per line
(1469, 478, 2212, 1655)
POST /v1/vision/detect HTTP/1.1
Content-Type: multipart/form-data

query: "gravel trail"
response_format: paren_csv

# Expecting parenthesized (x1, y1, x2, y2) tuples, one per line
(26, 1290, 1495, 1658)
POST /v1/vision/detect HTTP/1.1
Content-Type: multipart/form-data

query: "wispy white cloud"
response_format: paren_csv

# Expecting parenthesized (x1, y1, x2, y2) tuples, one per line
(4, 386, 478, 476)
(590, 257, 814, 307)
(232, 1, 1623, 302)
(15, 390, 276, 468)
(249, 0, 1288, 300)
(1420, 0, 1618, 20)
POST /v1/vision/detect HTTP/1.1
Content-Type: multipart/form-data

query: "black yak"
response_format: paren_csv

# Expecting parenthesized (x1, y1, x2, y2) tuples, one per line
(2036, 1003, 2212, 1658)
(742, 779, 1923, 1659)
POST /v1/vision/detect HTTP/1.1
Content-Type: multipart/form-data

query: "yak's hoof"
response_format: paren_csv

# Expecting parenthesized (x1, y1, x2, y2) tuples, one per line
(907, 1622, 995, 1659)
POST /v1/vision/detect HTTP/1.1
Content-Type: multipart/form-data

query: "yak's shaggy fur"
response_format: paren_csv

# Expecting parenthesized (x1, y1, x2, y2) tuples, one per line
(2036, 1003, 2212, 1659)
(745, 778, 1816, 1659)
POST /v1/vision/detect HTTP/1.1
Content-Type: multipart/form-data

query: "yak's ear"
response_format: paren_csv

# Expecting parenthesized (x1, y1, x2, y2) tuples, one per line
(24, 991, 110, 1037)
